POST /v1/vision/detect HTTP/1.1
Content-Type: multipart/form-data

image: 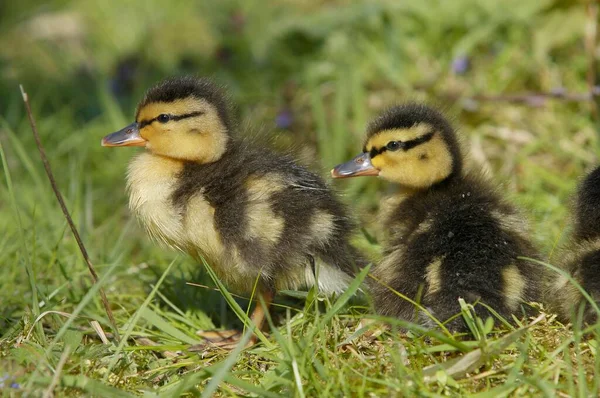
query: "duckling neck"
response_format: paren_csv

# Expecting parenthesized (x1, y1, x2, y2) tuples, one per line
(171, 139, 249, 207)
(398, 169, 460, 196)
(126, 152, 186, 248)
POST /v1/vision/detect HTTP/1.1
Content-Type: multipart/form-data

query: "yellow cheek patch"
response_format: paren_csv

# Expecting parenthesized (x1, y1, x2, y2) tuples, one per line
(373, 134, 453, 188)
(137, 98, 207, 122)
(370, 154, 389, 171)
(366, 124, 433, 152)
(502, 265, 526, 311)
(138, 99, 229, 163)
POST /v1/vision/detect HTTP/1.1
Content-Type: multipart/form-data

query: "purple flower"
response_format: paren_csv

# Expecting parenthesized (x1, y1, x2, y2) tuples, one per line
(275, 109, 293, 129)
(0, 374, 18, 389)
(451, 55, 470, 75)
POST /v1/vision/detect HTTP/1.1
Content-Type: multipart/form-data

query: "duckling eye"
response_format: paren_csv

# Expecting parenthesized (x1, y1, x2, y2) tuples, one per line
(386, 141, 401, 151)
(157, 114, 171, 124)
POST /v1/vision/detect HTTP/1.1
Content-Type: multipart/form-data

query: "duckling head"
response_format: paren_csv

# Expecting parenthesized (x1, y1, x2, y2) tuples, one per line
(332, 104, 462, 189)
(102, 76, 232, 163)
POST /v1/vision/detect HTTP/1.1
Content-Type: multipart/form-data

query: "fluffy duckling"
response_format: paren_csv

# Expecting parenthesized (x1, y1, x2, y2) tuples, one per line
(332, 104, 541, 332)
(550, 166, 600, 324)
(102, 76, 362, 348)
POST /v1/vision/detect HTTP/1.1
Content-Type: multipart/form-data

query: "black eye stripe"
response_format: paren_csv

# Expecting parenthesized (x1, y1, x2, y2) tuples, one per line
(369, 131, 435, 159)
(171, 111, 204, 121)
(370, 147, 382, 158)
(138, 111, 204, 128)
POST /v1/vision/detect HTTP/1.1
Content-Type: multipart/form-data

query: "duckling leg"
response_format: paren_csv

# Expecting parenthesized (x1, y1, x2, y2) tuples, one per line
(192, 290, 273, 351)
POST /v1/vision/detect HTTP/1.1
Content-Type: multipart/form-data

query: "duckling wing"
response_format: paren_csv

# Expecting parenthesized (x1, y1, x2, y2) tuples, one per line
(170, 147, 361, 294)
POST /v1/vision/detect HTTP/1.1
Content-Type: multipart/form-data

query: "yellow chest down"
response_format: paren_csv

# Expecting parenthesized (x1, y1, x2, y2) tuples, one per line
(126, 153, 223, 261)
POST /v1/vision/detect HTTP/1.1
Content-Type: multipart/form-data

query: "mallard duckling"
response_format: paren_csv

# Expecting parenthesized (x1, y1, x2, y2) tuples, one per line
(331, 104, 541, 332)
(102, 76, 362, 348)
(550, 166, 600, 324)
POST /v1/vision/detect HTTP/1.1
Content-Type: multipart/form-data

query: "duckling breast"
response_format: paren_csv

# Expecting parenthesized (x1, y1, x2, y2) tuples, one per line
(127, 153, 231, 268)
(127, 153, 187, 250)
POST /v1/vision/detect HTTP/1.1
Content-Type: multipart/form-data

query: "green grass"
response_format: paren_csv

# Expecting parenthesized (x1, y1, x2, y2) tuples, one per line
(1, 0, 600, 395)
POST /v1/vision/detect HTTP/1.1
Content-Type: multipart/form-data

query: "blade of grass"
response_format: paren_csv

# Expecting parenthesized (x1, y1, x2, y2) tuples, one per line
(42, 345, 71, 398)
(0, 118, 45, 195)
(33, 375, 136, 398)
(20, 85, 120, 341)
(159, 359, 279, 398)
(140, 308, 198, 344)
(368, 272, 452, 336)
(200, 257, 272, 347)
(310, 81, 331, 162)
(199, 327, 254, 398)
(104, 258, 177, 379)
(525, 257, 600, 316)
(316, 264, 370, 329)
(287, 308, 306, 398)
(24, 259, 121, 391)
(0, 139, 43, 343)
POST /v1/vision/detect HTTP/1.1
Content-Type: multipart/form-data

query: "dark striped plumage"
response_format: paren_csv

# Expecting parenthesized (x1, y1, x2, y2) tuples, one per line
(171, 139, 363, 293)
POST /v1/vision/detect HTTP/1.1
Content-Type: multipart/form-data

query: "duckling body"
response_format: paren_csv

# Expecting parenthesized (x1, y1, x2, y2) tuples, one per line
(127, 144, 357, 294)
(373, 173, 540, 329)
(332, 104, 541, 331)
(103, 76, 361, 347)
(550, 166, 600, 323)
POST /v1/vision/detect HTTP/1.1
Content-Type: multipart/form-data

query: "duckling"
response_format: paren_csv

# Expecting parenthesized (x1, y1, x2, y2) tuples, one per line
(331, 104, 541, 332)
(549, 166, 600, 324)
(102, 76, 362, 348)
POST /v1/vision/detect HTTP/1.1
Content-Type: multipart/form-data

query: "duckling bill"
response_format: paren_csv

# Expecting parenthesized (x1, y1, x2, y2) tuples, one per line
(332, 104, 542, 332)
(102, 76, 363, 349)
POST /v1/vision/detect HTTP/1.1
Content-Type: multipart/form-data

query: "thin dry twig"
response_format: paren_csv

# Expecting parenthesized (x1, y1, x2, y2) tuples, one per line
(444, 89, 600, 107)
(20, 85, 120, 342)
(42, 345, 71, 398)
